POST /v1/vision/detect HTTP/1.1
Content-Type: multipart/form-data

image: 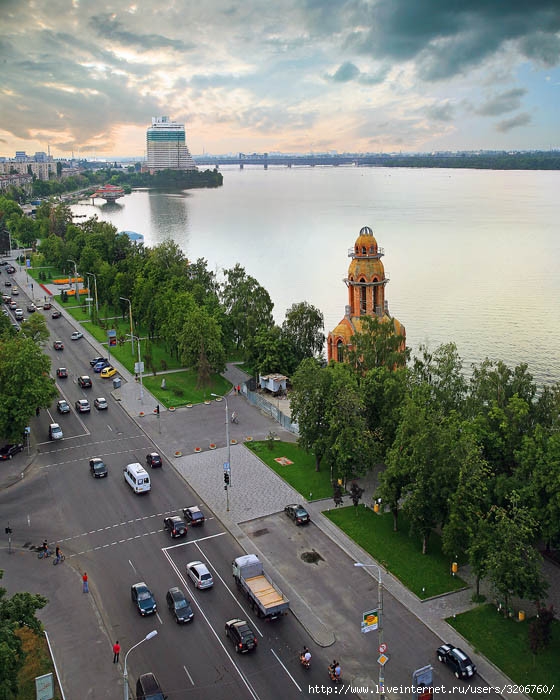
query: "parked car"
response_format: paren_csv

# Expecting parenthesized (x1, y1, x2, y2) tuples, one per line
(183, 506, 205, 526)
(89, 356, 109, 367)
(53, 340, 64, 350)
(93, 360, 110, 373)
(75, 399, 91, 413)
(94, 397, 108, 410)
(166, 587, 194, 623)
(89, 457, 108, 478)
(186, 561, 214, 589)
(225, 619, 258, 653)
(51, 310, 61, 319)
(131, 582, 157, 615)
(163, 515, 187, 538)
(70, 331, 83, 340)
(77, 375, 92, 389)
(437, 644, 477, 680)
(0, 443, 24, 460)
(284, 503, 311, 525)
(100, 366, 117, 378)
(136, 673, 165, 700)
(56, 399, 71, 414)
(146, 452, 162, 468)
(56, 367, 68, 378)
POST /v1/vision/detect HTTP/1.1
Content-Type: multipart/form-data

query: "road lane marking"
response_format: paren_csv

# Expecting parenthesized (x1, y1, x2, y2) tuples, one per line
(183, 666, 194, 686)
(271, 648, 302, 691)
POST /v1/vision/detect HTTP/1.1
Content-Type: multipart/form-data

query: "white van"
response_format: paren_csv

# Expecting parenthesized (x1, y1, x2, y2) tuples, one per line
(123, 462, 151, 494)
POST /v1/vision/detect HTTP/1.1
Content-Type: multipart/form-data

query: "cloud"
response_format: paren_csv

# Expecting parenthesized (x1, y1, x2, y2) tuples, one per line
(329, 61, 360, 83)
(495, 112, 532, 132)
(476, 88, 527, 116)
(425, 101, 456, 122)
(88, 13, 194, 52)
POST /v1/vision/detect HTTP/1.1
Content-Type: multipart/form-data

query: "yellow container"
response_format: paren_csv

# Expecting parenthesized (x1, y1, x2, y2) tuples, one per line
(373, 503, 380, 513)
(518, 610, 525, 622)
(451, 562, 458, 574)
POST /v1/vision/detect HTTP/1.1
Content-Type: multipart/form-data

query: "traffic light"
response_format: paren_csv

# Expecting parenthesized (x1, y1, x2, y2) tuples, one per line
(155, 404, 160, 415)
(224, 472, 230, 485)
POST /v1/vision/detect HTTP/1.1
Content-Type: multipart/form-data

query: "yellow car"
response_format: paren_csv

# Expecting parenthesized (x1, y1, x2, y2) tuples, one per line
(100, 366, 117, 378)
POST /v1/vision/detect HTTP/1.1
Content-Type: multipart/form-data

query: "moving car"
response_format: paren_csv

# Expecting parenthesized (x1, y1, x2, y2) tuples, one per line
(53, 340, 64, 350)
(51, 310, 61, 319)
(48, 423, 63, 440)
(6, 265, 15, 274)
(136, 673, 165, 700)
(166, 587, 194, 623)
(93, 360, 110, 373)
(77, 375, 92, 388)
(163, 515, 187, 538)
(100, 366, 117, 378)
(4, 280, 11, 287)
(56, 399, 71, 414)
(225, 619, 258, 653)
(0, 443, 24, 460)
(146, 452, 162, 468)
(75, 399, 91, 413)
(42, 302, 52, 310)
(183, 506, 205, 526)
(89, 356, 109, 367)
(131, 582, 157, 616)
(437, 644, 477, 680)
(89, 457, 108, 478)
(94, 397, 108, 410)
(70, 331, 83, 340)
(11, 287, 18, 295)
(284, 503, 311, 525)
(26, 303, 36, 313)
(186, 561, 214, 589)
(56, 367, 68, 378)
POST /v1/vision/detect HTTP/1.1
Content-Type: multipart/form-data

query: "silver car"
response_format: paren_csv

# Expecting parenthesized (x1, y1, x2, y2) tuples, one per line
(186, 561, 214, 589)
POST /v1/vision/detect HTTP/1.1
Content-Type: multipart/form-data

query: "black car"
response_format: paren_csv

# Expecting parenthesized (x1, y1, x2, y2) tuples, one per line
(225, 619, 258, 653)
(56, 367, 68, 378)
(284, 503, 311, 525)
(89, 356, 109, 367)
(166, 587, 194, 623)
(136, 673, 165, 700)
(163, 515, 187, 538)
(437, 644, 477, 680)
(78, 375, 92, 389)
(56, 399, 71, 414)
(131, 582, 157, 616)
(183, 506, 205, 526)
(146, 452, 162, 468)
(51, 310, 62, 319)
(89, 457, 108, 478)
(0, 443, 24, 460)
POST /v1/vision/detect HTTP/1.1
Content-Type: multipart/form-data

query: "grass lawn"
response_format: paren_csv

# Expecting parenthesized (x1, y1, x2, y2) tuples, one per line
(246, 440, 333, 499)
(325, 506, 467, 599)
(448, 605, 560, 696)
(16, 627, 61, 700)
(143, 370, 231, 407)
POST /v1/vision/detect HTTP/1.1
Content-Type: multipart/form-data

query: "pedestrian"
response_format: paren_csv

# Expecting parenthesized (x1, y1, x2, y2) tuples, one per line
(113, 640, 120, 663)
(82, 572, 89, 593)
(237, 384, 241, 395)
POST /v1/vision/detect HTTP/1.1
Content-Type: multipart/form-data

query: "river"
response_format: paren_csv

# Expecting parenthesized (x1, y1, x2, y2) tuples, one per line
(70, 166, 560, 386)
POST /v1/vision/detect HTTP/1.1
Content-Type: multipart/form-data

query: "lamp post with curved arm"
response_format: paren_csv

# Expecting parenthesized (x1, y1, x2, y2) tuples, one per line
(211, 392, 230, 512)
(355, 562, 385, 699)
(67, 258, 79, 298)
(119, 296, 134, 355)
(123, 630, 157, 700)
(127, 333, 144, 404)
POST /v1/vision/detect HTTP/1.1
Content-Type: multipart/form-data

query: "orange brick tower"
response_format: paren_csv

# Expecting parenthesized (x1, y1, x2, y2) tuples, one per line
(327, 226, 405, 363)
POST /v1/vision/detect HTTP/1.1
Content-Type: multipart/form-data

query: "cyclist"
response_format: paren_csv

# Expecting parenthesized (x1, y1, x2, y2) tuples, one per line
(55, 546, 62, 564)
(42, 539, 49, 554)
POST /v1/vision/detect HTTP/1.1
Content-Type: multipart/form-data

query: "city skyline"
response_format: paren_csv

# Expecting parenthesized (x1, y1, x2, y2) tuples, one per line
(1, 1, 559, 159)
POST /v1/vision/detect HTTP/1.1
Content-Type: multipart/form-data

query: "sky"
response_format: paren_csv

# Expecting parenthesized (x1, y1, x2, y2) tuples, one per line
(1, 0, 559, 158)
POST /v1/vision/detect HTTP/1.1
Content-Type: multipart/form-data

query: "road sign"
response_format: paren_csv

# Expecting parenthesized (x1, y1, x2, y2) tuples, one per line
(378, 643, 387, 654)
(134, 361, 144, 374)
(377, 653, 389, 666)
(361, 608, 379, 633)
(223, 462, 230, 472)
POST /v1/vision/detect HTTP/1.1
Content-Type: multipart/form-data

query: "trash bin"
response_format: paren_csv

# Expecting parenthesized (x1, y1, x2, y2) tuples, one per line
(113, 377, 121, 389)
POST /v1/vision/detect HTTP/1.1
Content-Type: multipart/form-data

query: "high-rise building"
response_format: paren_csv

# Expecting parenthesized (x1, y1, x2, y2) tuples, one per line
(145, 116, 197, 173)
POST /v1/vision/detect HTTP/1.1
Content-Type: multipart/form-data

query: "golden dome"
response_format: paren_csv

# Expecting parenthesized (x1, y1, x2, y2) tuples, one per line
(354, 226, 378, 254)
(348, 257, 385, 279)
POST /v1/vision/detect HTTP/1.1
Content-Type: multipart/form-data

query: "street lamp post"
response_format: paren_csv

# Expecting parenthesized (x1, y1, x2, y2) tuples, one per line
(127, 333, 144, 404)
(67, 258, 79, 298)
(86, 271, 99, 317)
(211, 392, 230, 512)
(123, 630, 157, 700)
(355, 562, 385, 699)
(119, 296, 134, 356)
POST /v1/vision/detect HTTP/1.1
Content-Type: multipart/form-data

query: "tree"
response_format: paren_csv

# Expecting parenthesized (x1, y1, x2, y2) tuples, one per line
(18, 313, 49, 344)
(178, 307, 226, 384)
(529, 602, 555, 654)
(246, 325, 298, 376)
(411, 343, 467, 415)
(345, 314, 408, 374)
(281, 301, 324, 366)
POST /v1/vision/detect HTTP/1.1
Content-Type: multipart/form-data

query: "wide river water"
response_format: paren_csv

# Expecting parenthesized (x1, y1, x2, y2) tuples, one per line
(71, 166, 560, 387)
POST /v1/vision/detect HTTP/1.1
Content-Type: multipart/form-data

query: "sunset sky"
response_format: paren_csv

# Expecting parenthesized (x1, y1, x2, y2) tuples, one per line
(1, 0, 559, 158)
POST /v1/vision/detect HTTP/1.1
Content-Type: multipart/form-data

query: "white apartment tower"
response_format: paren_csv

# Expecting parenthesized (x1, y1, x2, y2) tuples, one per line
(146, 116, 197, 172)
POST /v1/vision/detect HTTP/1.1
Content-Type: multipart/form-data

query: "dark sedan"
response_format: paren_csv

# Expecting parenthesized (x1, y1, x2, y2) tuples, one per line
(0, 443, 24, 460)
(284, 503, 311, 525)
(146, 452, 162, 468)
(131, 582, 157, 616)
(166, 587, 194, 624)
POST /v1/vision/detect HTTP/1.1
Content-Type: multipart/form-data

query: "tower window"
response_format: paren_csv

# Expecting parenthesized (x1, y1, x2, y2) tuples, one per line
(337, 340, 344, 363)
(360, 281, 367, 314)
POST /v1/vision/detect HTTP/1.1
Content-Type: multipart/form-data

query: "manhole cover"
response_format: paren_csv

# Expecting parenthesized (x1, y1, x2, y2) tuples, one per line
(252, 528, 269, 537)
(300, 550, 324, 565)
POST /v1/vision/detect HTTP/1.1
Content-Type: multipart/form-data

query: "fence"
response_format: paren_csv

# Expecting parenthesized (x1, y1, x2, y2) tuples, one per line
(245, 388, 299, 435)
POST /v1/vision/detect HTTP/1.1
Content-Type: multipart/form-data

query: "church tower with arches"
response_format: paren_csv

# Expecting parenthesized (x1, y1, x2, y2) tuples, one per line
(327, 226, 406, 363)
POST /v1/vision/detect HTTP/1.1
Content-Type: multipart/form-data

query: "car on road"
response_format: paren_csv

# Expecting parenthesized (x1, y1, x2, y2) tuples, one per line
(77, 375, 92, 389)
(89, 457, 108, 478)
(94, 397, 108, 410)
(225, 619, 258, 653)
(48, 423, 63, 440)
(56, 399, 71, 414)
(163, 515, 187, 538)
(9, 301, 17, 310)
(6, 266, 15, 274)
(186, 561, 214, 589)
(100, 366, 117, 378)
(183, 505, 205, 526)
(436, 644, 477, 680)
(51, 310, 61, 319)
(146, 452, 162, 468)
(93, 360, 110, 373)
(4, 280, 12, 287)
(75, 399, 91, 413)
(0, 443, 24, 460)
(53, 340, 64, 350)
(136, 673, 165, 700)
(70, 331, 83, 340)
(89, 356, 109, 367)
(14, 309, 23, 320)
(56, 367, 68, 378)
(42, 302, 52, 310)
(166, 587, 194, 623)
(11, 287, 18, 295)
(284, 503, 311, 525)
(26, 303, 36, 313)
(131, 582, 157, 616)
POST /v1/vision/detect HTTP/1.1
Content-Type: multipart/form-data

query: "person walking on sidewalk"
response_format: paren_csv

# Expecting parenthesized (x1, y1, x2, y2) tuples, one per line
(113, 641, 120, 663)
(82, 572, 89, 593)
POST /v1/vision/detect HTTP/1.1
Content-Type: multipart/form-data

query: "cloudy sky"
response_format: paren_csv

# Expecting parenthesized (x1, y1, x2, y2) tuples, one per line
(1, 0, 559, 158)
